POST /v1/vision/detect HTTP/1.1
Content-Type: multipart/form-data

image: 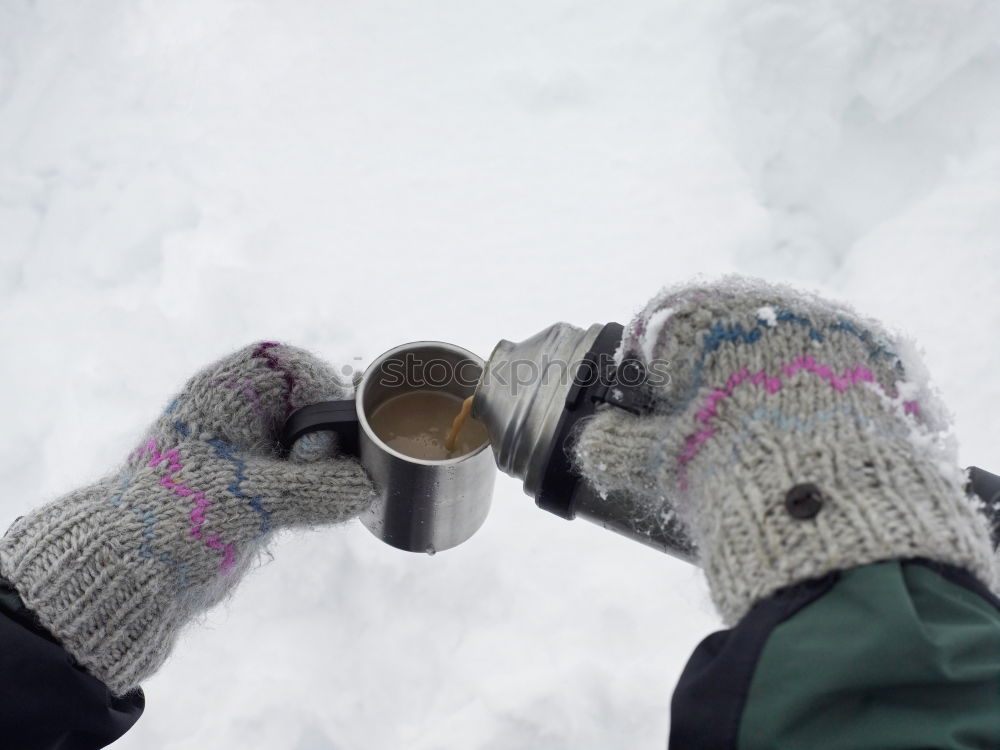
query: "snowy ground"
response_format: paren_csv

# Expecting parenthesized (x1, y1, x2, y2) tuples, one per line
(1, 1, 999, 748)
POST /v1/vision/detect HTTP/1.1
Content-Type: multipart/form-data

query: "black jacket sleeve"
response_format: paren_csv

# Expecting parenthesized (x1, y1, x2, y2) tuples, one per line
(0, 577, 144, 750)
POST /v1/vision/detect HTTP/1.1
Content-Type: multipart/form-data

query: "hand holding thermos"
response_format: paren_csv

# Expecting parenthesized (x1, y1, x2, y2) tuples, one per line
(570, 276, 996, 624)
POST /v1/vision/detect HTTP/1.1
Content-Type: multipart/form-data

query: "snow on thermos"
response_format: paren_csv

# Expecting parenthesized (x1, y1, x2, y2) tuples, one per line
(280, 325, 1000, 559)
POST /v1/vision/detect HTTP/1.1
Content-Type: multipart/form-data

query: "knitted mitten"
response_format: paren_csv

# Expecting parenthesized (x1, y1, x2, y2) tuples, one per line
(572, 276, 996, 625)
(0, 342, 375, 696)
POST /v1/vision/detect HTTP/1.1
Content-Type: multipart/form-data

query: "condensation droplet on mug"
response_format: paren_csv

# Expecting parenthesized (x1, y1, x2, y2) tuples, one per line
(425, 546, 436, 556)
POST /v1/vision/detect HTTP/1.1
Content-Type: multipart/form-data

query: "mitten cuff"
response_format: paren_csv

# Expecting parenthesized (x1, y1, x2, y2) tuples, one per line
(0, 482, 190, 695)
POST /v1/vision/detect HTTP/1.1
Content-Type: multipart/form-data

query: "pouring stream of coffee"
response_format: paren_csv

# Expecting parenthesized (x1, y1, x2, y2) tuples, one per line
(445, 396, 475, 453)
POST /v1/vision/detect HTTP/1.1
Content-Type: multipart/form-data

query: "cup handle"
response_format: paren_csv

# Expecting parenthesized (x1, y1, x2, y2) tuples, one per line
(279, 400, 361, 458)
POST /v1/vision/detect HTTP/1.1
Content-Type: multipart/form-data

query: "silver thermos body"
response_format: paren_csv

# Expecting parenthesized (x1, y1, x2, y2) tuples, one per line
(473, 321, 695, 562)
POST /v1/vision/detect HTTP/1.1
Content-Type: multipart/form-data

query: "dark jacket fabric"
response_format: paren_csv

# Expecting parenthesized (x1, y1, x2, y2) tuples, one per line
(670, 558, 1000, 749)
(0, 578, 143, 749)
(1, 560, 999, 749)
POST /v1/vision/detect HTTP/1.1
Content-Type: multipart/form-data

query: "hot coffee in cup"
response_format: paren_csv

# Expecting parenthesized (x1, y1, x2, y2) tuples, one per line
(368, 391, 486, 460)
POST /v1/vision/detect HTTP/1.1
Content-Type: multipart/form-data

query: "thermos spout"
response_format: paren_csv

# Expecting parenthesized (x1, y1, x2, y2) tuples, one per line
(473, 322, 604, 500)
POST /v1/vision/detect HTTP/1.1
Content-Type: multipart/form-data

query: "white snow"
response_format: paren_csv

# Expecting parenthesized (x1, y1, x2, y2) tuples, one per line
(640, 307, 674, 364)
(756, 306, 778, 327)
(1, 1, 999, 748)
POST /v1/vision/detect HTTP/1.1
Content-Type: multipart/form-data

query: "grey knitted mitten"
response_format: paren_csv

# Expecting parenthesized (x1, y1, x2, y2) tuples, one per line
(0, 342, 375, 696)
(573, 276, 996, 625)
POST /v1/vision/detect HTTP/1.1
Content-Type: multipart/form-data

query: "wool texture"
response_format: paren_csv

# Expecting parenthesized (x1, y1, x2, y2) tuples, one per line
(0, 342, 376, 695)
(573, 276, 996, 625)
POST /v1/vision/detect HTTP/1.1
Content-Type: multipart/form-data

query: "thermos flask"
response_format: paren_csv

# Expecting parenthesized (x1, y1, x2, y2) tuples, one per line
(472, 321, 696, 561)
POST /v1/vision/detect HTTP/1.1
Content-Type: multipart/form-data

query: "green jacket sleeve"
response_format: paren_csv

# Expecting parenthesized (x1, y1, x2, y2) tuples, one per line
(669, 559, 1000, 750)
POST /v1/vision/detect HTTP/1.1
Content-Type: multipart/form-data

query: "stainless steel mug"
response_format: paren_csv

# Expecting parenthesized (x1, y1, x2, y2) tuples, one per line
(280, 341, 497, 554)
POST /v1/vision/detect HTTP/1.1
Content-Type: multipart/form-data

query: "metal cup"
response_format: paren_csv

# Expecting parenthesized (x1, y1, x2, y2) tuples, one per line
(281, 341, 496, 554)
